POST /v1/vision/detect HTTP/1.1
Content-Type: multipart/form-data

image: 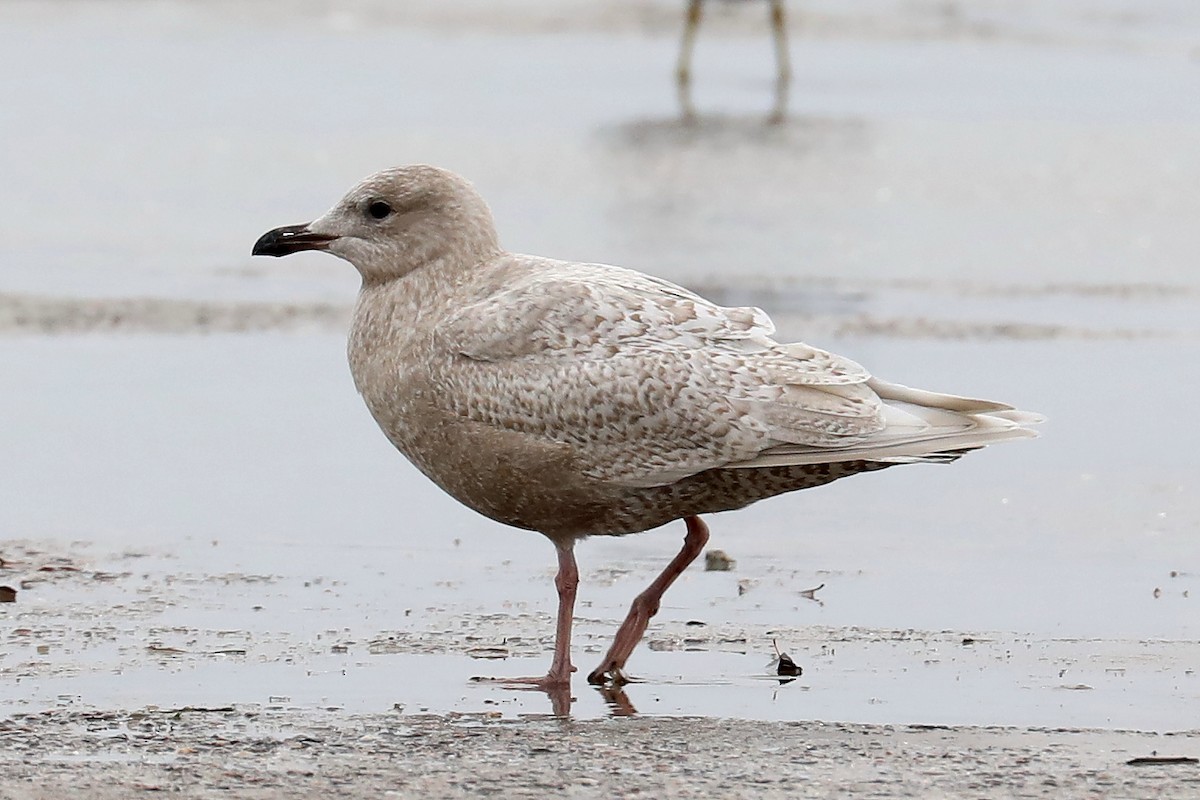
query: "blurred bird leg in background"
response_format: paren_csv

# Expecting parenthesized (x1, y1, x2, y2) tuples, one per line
(677, 0, 705, 87)
(770, 0, 792, 84)
(676, 0, 793, 123)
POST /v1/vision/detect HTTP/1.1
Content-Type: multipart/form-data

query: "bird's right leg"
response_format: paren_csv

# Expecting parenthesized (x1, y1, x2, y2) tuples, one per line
(677, 0, 704, 86)
(767, 0, 792, 124)
(544, 540, 580, 686)
(470, 540, 578, 710)
(769, 0, 792, 85)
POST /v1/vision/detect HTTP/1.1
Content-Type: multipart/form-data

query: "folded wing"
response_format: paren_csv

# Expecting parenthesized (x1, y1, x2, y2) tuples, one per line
(437, 260, 1039, 487)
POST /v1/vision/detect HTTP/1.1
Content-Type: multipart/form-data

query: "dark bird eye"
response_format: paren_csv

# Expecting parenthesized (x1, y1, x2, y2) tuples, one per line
(367, 200, 392, 220)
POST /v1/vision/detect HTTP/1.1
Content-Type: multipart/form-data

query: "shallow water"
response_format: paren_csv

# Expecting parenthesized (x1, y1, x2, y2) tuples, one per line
(1, 1, 1198, 727)
(2, 335, 1196, 724)
(3, 2, 1199, 300)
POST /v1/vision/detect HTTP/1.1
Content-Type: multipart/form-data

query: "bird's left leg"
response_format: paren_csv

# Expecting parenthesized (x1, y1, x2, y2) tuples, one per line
(587, 515, 710, 685)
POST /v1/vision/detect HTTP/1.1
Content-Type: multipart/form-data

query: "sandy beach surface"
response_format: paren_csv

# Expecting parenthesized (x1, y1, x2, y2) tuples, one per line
(3, 1, 1199, 796)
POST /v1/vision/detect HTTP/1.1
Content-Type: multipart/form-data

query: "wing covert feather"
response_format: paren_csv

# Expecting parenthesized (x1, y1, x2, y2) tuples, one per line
(434, 268, 881, 486)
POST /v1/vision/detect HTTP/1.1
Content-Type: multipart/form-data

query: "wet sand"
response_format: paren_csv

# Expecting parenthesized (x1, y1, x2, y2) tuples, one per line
(3, 0, 1200, 796)
(4, 712, 1199, 799)
(3, 542, 1198, 794)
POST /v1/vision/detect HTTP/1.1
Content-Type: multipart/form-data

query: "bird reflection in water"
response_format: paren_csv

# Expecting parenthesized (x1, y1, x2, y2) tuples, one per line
(479, 676, 637, 717)
(596, 684, 639, 716)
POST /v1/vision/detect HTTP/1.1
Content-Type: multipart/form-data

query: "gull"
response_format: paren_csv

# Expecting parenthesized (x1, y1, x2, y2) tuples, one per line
(252, 165, 1039, 691)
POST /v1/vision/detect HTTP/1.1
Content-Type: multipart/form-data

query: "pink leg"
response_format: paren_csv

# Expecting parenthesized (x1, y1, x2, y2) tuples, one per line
(471, 540, 578, 693)
(544, 541, 579, 686)
(587, 516, 710, 685)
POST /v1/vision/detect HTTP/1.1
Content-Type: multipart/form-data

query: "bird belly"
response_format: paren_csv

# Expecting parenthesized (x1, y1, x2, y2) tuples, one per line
(356, 375, 625, 539)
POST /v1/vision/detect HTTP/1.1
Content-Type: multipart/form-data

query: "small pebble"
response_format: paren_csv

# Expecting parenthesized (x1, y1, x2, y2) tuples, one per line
(704, 550, 736, 572)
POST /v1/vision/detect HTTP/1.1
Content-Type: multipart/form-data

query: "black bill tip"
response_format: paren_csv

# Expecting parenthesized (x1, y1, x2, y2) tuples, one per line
(252, 223, 337, 257)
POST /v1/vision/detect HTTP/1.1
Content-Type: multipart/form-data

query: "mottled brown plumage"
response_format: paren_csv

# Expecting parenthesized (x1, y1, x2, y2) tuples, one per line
(253, 165, 1040, 693)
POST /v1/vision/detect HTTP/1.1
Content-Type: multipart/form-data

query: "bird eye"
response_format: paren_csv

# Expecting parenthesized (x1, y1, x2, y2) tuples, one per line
(367, 200, 392, 220)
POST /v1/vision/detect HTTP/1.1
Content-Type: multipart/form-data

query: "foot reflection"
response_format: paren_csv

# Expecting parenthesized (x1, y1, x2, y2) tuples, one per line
(472, 675, 645, 717)
(470, 675, 574, 717)
(595, 683, 639, 717)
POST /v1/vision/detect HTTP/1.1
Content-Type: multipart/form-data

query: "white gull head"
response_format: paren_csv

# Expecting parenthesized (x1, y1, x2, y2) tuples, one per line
(252, 164, 501, 283)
